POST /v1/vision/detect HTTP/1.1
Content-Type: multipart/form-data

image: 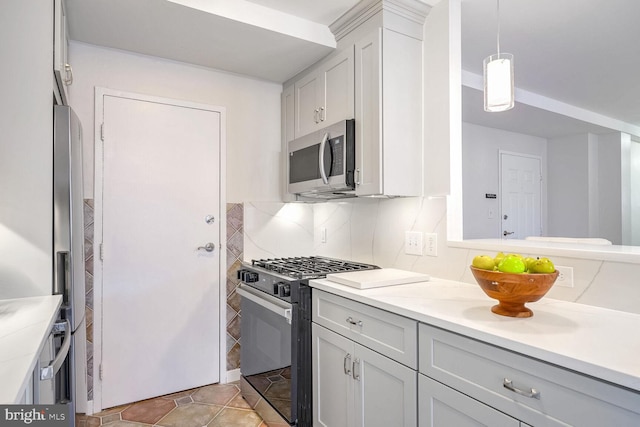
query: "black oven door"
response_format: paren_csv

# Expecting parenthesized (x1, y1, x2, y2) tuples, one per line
(237, 284, 295, 424)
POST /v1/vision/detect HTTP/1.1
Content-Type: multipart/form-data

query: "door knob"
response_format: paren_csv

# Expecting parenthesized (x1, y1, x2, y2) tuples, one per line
(197, 243, 215, 252)
(205, 215, 215, 224)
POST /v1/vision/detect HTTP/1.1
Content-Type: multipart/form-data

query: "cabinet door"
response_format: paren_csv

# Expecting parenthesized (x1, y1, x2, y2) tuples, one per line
(322, 47, 355, 126)
(354, 343, 417, 427)
(313, 323, 354, 427)
(295, 70, 321, 138)
(354, 29, 383, 196)
(419, 375, 519, 427)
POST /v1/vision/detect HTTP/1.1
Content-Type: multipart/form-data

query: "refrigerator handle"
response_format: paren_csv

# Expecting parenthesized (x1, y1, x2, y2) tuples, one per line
(54, 251, 70, 298)
(40, 319, 71, 381)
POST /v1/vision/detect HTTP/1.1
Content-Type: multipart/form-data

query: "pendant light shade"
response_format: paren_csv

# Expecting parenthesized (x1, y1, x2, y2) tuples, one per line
(484, 52, 514, 112)
(483, 0, 514, 112)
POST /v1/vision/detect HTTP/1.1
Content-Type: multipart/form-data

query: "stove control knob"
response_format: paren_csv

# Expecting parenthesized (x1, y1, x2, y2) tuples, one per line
(238, 270, 258, 283)
(278, 283, 291, 298)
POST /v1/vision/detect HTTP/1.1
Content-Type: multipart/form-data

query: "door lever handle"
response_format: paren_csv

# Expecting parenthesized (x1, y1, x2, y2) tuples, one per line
(197, 243, 215, 252)
(503, 230, 514, 236)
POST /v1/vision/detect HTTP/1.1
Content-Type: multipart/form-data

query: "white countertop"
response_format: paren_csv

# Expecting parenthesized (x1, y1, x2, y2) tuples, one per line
(0, 295, 62, 403)
(310, 277, 640, 392)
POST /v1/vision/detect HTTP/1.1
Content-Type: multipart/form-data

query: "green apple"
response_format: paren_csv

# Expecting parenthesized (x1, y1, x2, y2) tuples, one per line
(494, 251, 506, 265)
(529, 257, 555, 274)
(497, 255, 526, 273)
(472, 255, 496, 271)
(523, 257, 537, 272)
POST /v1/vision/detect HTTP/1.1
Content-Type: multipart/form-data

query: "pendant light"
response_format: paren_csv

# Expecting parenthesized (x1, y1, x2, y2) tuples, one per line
(483, 0, 514, 112)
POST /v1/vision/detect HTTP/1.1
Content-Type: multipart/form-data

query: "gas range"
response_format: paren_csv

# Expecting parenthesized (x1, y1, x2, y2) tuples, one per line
(237, 256, 378, 303)
(237, 256, 378, 426)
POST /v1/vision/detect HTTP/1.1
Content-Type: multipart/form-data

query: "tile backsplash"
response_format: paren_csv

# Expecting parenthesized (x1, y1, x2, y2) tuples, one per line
(245, 198, 640, 315)
(83, 199, 94, 402)
(225, 203, 244, 372)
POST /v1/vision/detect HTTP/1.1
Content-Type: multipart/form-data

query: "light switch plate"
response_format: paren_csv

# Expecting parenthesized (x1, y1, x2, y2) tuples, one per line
(425, 233, 437, 257)
(405, 231, 423, 256)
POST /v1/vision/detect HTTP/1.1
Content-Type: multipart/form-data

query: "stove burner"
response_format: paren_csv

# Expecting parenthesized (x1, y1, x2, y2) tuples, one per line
(252, 256, 377, 280)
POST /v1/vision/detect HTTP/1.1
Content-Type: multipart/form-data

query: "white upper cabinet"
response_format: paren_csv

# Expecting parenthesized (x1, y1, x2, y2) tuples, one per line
(294, 48, 355, 138)
(282, 0, 430, 200)
(53, 0, 72, 105)
(353, 26, 423, 196)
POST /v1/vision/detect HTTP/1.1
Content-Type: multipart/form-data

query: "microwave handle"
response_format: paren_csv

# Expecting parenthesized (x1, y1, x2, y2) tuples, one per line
(318, 132, 330, 184)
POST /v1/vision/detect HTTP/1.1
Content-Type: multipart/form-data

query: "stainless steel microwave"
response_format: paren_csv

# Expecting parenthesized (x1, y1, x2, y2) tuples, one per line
(288, 119, 356, 199)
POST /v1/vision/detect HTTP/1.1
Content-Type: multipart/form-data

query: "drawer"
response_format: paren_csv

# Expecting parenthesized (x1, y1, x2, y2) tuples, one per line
(313, 290, 417, 368)
(419, 323, 640, 427)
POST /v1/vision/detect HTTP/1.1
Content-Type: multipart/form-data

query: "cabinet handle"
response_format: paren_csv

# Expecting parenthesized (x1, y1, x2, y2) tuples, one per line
(503, 378, 540, 399)
(64, 63, 73, 85)
(320, 106, 325, 121)
(314, 108, 320, 123)
(343, 353, 352, 375)
(346, 316, 362, 326)
(355, 168, 361, 186)
(352, 358, 360, 381)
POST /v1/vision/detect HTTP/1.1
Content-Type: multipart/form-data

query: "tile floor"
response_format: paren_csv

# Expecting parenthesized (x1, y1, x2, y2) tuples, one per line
(76, 382, 266, 427)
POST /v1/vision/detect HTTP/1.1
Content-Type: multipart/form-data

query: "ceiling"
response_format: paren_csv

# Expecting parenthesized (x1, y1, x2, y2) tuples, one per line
(65, 0, 361, 83)
(461, 0, 640, 139)
(65, 0, 639, 138)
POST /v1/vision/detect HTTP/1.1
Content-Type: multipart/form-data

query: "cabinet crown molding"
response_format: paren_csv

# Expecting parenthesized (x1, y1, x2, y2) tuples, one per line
(330, 0, 430, 42)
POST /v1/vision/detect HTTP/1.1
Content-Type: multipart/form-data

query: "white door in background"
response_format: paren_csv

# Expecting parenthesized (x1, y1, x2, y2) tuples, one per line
(500, 152, 542, 240)
(99, 92, 223, 409)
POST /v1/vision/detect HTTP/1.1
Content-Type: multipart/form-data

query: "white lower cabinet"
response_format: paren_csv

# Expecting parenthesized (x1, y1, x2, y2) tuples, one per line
(419, 323, 640, 427)
(313, 323, 417, 427)
(312, 289, 640, 427)
(419, 374, 520, 427)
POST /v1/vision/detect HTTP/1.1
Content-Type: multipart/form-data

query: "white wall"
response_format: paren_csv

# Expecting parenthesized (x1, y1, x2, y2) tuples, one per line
(462, 123, 547, 239)
(547, 132, 630, 245)
(632, 140, 640, 245)
(547, 133, 591, 238)
(0, 1, 54, 298)
(597, 132, 624, 244)
(68, 42, 283, 203)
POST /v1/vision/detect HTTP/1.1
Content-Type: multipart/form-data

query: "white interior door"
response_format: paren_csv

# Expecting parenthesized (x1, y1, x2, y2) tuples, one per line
(500, 152, 542, 240)
(100, 93, 222, 408)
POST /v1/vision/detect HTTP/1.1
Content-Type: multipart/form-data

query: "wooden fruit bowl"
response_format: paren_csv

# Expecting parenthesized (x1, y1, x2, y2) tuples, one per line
(470, 266, 559, 318)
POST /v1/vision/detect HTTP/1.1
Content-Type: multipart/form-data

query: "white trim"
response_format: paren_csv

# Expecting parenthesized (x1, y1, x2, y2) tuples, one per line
(85, 400, 94, 416)
(92, 87, 227, 412)
(462, 70, 640, 137)
(226, 368, 241, 383)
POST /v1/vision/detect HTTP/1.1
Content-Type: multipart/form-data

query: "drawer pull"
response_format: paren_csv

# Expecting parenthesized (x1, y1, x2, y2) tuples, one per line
(346, 316, 363, 326)
(344, 353, 352, 375)
(352, 358, 361, 381)
(503, 378, 540, 399)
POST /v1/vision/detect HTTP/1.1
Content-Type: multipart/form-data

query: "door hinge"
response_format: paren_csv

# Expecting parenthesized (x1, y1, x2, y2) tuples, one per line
(99, 243, 104, 260)
(99, 364, 103, 380)
(100, 123, 105, 141)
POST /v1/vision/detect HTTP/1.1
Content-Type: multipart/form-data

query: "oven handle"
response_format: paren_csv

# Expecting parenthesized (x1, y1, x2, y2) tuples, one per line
(237, 284, 293, 324)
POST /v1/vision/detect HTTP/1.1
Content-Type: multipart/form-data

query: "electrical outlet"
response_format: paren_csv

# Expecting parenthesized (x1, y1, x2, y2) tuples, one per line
(425, 233, 438, 257)
(405, 231, 423, 256)
(555, 265, 574, 288)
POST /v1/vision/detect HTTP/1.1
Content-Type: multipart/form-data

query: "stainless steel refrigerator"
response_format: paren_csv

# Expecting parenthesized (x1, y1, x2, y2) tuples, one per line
(41, 105, 87, 416)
